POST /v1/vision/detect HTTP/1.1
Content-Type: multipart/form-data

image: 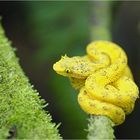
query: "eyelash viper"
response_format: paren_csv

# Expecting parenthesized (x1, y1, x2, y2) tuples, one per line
(53, 40, 139, 125)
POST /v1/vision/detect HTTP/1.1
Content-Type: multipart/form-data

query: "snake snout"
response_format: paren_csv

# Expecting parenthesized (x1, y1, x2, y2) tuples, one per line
(53, 62, 66, 75)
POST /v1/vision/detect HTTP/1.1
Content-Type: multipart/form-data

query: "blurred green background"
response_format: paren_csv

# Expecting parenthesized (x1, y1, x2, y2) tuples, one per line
(0, 1, 140, 139)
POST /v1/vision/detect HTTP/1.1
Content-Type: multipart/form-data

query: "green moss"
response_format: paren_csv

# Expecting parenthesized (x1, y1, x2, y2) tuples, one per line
(0, 24, 61, 139)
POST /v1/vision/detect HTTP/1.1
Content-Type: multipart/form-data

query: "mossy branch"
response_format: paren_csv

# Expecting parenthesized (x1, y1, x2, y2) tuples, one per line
(0, 23, 61, 139)
(87, 1, 115, 139)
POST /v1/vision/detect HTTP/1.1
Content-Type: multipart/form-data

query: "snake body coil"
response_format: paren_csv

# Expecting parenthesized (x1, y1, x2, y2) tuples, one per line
(53, 41, 139, 125)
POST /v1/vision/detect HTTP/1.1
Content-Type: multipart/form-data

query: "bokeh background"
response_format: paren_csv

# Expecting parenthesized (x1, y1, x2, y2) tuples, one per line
(0, 1, 140, 139)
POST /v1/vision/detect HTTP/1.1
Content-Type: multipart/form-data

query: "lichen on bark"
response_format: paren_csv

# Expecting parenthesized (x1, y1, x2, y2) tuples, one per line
(87, 115, 115, 140)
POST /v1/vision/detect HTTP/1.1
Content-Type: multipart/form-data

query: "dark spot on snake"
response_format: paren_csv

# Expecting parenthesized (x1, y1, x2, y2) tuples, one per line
(125, 77, 130, 81)
(89, 102, 96, 107)
(115, 110, 121, 116)
(83, 90, 87, 95)
(103, 106, 108, 110)
(122, 59, 126, 64)
(101, 70, 107, 76)
(131, 96, 137, 100)
(102, 92, 108, 98)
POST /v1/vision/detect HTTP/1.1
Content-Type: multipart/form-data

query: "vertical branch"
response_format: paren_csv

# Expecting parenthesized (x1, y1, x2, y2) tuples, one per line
(90, 1, 112, 41)
(87, 1, 115, 140)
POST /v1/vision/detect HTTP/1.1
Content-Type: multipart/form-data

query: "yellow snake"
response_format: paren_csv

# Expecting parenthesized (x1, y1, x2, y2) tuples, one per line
(53, 41, 139, 125)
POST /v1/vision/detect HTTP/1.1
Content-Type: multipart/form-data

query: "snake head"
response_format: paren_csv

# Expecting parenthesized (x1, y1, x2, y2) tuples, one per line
(53, 55, 69, 77)
(53, 55, 93, 79)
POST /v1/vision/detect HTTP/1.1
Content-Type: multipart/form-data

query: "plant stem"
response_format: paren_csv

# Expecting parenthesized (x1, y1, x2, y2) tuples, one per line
(87, 1, 115, 139)
(0, 23, 61, 139)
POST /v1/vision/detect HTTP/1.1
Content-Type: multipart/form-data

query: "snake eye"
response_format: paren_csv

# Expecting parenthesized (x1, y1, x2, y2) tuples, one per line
(66, 69, 70, 73)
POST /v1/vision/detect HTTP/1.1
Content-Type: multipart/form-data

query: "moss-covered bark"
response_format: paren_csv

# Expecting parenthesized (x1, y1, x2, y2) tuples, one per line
(0, 23, 61, 139)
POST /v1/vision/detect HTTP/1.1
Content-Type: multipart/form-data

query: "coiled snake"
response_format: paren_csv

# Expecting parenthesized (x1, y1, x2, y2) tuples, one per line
(53, 41, 139, 125)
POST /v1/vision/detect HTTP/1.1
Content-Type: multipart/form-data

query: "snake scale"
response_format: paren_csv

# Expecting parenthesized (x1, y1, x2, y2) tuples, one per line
(53, 41, 139, 125)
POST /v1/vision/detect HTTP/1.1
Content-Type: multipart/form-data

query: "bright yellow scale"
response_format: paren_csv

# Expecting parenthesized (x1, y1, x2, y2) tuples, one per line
(53, 41, 139, 125)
